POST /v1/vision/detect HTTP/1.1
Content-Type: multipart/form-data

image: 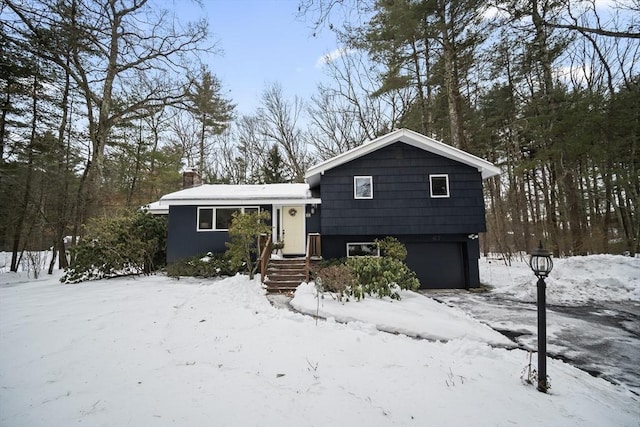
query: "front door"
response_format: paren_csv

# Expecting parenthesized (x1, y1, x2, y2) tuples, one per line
(281, 205, 305, 255)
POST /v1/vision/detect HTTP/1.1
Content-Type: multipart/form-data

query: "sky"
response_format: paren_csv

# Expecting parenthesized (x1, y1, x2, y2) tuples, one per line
(174, 0, 341, 117)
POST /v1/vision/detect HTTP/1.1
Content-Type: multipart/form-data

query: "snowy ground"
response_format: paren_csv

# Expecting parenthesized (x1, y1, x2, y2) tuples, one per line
(430, 255, 640, 394)
(1, 255, 639, 426)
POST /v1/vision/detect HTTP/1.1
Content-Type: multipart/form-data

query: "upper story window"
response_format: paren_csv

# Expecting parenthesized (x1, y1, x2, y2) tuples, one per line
(197, 207, 259, 231)
(354, 176, 373, 199)
(429, 174, 450, 198)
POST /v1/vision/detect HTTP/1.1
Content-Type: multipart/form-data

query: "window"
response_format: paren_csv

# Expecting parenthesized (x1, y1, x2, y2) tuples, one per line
(215, 208, 241, 230)
(198, 208, 214, 230)
(429, 174, 450, 198)
(354, 176, 373, 199)
(346, 242, 380, 257)
(197, 207, 259, 231)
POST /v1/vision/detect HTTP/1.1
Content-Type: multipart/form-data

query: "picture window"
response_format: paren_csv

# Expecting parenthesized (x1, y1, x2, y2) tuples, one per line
(197, 207, 259, 231)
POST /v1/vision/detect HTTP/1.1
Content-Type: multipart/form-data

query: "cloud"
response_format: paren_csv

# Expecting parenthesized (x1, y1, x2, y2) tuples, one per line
(315, 47, 352, 68)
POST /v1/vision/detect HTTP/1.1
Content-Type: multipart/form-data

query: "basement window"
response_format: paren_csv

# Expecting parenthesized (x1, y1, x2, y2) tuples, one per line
(429, 174, 450, 198)
(346, 242, 380, 257)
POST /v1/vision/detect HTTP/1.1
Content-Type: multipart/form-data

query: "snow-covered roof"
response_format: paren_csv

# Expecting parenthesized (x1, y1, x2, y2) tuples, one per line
(142, 201, 169, 215)
(305, 128, 501, 187)
(154, 183, 321, 208)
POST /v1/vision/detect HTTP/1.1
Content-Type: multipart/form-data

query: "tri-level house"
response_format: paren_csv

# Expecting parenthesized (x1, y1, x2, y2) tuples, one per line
(149, 128, 500, 290)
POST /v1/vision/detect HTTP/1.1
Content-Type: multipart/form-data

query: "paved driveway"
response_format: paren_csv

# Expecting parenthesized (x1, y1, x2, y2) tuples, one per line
(420, 290, 640, 395)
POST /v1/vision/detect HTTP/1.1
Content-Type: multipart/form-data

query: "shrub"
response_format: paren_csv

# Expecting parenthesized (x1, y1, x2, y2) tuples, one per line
(61, 210, 167, 283)
(166, 252, 238, 278)
(225, 210, 271, 279)
(375, 236, 407, 261)
(315, 264, 355, 298)
(346, 256, 419, 300)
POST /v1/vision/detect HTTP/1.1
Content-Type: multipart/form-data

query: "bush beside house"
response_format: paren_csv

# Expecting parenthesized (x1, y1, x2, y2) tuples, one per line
(316, 237, 419, 301)
(61, 211, 167, 283)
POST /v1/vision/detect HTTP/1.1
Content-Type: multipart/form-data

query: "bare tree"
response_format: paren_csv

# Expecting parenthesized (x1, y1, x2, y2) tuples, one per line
(257, 83, 311, 182)
(5, 0, 213, 222)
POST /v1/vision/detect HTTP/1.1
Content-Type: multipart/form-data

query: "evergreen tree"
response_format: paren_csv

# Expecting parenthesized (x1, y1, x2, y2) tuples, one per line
(225, 210, 271, 280)
(261, 145, 288, 183)
(187, 66, 235, 176)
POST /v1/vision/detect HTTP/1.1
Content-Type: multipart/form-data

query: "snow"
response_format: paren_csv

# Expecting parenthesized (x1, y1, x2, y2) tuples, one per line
(1, 260, 639, 426)
(481, 254, 640, 305)
(291, 283, 514, 347)
(160, 184, 318, 204)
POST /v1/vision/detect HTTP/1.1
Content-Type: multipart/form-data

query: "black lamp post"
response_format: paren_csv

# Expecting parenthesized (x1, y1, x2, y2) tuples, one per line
(529, 241, 553, 393)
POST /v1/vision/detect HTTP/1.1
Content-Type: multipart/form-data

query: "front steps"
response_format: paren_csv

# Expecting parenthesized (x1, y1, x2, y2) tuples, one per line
(264, 258, 307, 293)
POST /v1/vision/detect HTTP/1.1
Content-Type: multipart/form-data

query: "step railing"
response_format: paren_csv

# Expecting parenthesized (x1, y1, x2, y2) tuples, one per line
(259, 234, 272, 283)
(305, 233, 321, 282)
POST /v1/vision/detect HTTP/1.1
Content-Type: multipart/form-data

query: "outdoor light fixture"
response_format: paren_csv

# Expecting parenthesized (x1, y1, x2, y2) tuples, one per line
(529, 241, 554, 393)
(529, 241, 553, 278)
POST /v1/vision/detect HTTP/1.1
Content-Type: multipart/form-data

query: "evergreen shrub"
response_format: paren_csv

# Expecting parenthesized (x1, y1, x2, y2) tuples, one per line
(61, 210, 167, 283)
(166, 252, 238, 278)
(314, 237, 419, 301)
(346, 255, 419, 300)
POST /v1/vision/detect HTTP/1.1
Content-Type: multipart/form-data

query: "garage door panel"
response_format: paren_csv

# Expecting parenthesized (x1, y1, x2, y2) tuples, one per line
(405, 243, 465, 289)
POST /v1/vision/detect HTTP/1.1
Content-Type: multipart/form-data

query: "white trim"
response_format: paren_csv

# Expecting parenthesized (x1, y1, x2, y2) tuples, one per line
(354, 176, 373, 199)
(197, 206, 259, 232)
(305, 128, 500, 187)
(346, 242, 380, 257)
(429, 174, 450, 198)
(157, 197, 321, 208)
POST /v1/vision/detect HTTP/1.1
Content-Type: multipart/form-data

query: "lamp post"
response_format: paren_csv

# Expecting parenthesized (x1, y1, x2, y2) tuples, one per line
(529, 241, 553, 393)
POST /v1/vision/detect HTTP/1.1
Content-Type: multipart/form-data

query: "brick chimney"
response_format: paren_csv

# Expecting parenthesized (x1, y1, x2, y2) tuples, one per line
(182, 168, 202, 189)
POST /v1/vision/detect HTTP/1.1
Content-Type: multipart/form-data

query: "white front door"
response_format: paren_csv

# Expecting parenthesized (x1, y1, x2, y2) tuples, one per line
(281, 205, 305, 255)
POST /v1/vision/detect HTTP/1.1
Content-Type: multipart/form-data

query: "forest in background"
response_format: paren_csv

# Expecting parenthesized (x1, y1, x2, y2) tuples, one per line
(1, 0, 638, 272)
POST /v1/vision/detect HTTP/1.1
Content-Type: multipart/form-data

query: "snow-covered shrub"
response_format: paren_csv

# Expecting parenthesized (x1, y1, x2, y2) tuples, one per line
(166, 252, 238, 278)
(61, 211, 166, 283)
(346, 256, 419, 300)
(314, 238, 419, 301)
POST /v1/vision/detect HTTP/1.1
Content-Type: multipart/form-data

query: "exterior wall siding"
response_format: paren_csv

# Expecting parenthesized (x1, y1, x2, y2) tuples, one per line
(319, 142, 487, 236)
(321, 234, 481, 289)
(167, 204, 273, 263)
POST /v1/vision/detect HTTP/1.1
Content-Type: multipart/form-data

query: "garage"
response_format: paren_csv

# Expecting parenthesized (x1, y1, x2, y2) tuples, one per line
(405, 242, 466, 289)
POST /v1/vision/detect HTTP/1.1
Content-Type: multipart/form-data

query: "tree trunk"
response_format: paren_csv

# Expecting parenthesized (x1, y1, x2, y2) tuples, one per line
(10, 73, 38, 271)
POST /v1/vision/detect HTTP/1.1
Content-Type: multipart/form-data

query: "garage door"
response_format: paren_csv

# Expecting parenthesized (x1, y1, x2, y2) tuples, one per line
(405, 243, 465, 289)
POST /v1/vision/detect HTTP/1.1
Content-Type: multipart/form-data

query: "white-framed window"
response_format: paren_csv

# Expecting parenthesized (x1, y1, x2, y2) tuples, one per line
(346, 242, 380, 257)
(197, 207, 259, 231)
(429, 174, 450, 198)
(354, 176, 373, 199)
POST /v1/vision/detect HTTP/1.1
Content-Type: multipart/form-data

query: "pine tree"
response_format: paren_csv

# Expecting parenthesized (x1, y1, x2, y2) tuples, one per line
(187, 66, 235, 175)
(261, 145, 288, 183)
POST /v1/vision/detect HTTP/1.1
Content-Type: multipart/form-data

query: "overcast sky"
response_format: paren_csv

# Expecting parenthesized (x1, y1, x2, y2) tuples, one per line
(174, 0, 340, 117)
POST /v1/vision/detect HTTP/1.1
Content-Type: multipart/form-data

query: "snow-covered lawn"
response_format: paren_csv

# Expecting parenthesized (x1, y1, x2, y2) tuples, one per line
(1, 262, 638, 426)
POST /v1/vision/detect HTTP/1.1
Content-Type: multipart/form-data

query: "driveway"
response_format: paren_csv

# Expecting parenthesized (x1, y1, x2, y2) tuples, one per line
(421, 290, 640, 395)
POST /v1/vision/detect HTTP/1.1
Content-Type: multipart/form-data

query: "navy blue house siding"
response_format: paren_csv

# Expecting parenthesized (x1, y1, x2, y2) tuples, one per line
(314, 141, 486, 289)
(318, 142, 486, 236)
(167, 205, 273, 263)
(322, 234, 480, 289)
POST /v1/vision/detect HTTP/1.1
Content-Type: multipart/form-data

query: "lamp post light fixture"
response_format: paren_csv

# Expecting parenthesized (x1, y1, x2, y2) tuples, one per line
(529, 241, 554, 393)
